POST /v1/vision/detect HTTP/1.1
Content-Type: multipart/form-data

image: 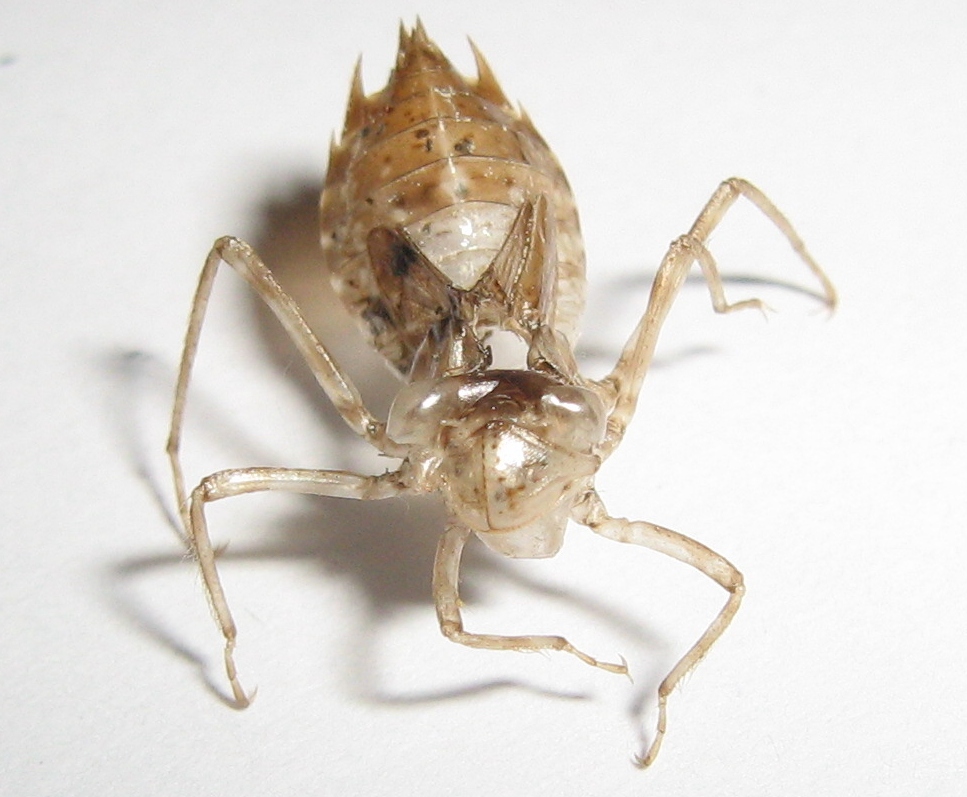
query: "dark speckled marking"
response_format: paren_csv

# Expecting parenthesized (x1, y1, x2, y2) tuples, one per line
(390, 236, 419, 277)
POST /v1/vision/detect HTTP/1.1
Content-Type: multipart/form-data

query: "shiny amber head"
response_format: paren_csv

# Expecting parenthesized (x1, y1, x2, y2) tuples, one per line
(387, 370, 606, 557)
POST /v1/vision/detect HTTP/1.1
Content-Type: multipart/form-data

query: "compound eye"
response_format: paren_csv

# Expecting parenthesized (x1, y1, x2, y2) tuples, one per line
(387, 376, 499, 444)
(386, 379, 450, 444)
(540, 385, 606, 449)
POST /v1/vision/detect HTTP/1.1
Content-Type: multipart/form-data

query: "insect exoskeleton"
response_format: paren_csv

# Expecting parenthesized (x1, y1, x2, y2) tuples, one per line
(387, 370, 607, 558)
(170, 17, 836, 768)
(319, 21, 604, 559)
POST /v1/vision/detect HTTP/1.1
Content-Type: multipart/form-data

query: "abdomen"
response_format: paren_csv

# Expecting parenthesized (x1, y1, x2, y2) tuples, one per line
(320, 25, 585, 375)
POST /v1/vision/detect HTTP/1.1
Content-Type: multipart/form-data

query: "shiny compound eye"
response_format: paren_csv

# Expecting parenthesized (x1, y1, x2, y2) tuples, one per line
(386, 376, 500, 445)
(538, 384, 607, 450)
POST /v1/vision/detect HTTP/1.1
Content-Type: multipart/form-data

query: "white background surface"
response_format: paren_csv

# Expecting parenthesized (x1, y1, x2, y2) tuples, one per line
(3, 1, 965, 794)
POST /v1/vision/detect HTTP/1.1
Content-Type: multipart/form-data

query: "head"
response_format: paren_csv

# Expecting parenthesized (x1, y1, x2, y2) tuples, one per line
(387, 370, 606, 558)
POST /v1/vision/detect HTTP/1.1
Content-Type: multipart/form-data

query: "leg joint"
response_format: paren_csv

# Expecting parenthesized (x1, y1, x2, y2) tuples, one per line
(439, 619, 465, 641)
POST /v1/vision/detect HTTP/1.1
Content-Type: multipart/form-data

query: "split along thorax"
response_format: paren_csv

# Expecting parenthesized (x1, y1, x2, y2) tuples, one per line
(319, 24, 586, 379)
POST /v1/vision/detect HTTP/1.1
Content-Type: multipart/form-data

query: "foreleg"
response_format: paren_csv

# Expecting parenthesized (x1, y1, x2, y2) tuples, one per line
(432, 524, 628, 674)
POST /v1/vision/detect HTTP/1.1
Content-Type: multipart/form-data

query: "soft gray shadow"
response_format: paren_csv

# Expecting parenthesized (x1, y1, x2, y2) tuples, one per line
(577, 263, 719, 372)
(577, 263, 829, 370)
(99, 349, 183, 544)
(109, 492, 664, 707)
(244, 179, 401, 461)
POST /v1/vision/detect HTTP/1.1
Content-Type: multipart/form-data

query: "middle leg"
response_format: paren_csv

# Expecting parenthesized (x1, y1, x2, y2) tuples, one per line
(186, 465, 408, 705)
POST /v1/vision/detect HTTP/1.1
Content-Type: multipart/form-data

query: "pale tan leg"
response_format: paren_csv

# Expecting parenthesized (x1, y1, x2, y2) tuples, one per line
(167, 236, 406, 531)
(598, 177, 836, 455)
(432, 523, 628, 675)
(571, 490, 744, 767)
(186, 466, 407, 705)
